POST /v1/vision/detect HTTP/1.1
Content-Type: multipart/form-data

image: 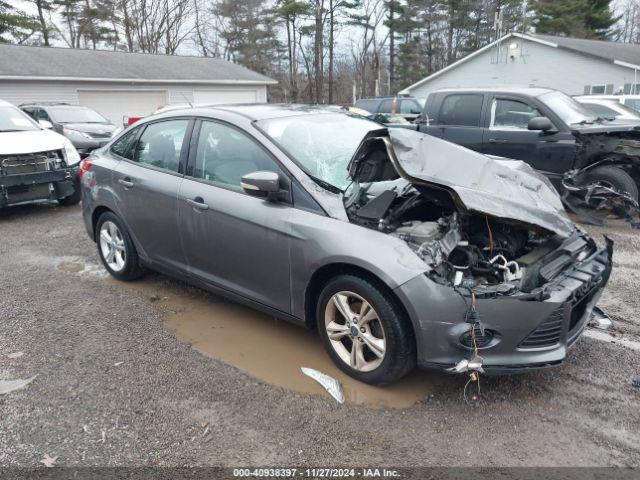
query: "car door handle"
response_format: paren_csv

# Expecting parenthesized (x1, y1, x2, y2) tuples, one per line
(488, 138, 508, 144)
(118, 177, 134, 188)
(186, 197, 209, 210)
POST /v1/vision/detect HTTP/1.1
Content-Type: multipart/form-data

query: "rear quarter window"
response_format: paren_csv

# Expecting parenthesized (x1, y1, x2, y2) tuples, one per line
(438, 94, 484, 127)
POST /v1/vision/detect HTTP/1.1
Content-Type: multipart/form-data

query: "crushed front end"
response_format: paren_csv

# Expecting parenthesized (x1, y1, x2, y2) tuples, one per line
(345, 128, 614, 373)
(0, 150, 79, 207)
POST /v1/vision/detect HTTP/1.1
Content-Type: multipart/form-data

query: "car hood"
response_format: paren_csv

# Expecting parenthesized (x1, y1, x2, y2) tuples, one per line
(0, 129, 67, 155)
(348, 128, 575, 238)
(571, 121, 640, 134)
(61, 122, 117, 134)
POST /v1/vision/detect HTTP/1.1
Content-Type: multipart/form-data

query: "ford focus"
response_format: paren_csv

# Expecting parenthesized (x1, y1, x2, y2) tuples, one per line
(80, 105, 612, 385)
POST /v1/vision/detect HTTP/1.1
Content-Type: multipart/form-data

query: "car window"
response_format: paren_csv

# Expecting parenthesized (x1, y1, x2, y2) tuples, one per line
(35, 108, 51, 121)
(399, 100, 422, 114)
(133, 120, 188, 173)
(353, 99, 378, 113)
(48, 105, 108, 124)
(438, 94, 483, 127)
(623, 98, 640, 111)
(193, 120, 281, 192)
(0, 105, 40, 132)
(110, 128, 140, 160)
(379, 99, 394, 113)
(491, 99, 541, 129)
(582, 103, 617, 117)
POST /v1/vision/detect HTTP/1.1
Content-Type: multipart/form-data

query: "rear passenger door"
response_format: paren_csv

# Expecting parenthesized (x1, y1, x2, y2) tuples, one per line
(421, 93, 486, 152)
(113, 118, 193, 271)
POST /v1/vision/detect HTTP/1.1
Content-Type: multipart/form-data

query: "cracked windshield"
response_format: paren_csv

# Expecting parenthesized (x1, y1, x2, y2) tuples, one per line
(257, 113, 380, 190)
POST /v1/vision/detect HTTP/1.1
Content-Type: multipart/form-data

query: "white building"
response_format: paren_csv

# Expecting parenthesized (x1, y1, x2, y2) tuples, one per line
(400, 33, 640, 100)
(0, 44, 276, 124)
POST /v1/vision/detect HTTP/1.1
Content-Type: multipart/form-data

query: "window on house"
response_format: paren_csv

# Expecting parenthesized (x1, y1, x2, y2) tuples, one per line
(590, 85, 606, 94)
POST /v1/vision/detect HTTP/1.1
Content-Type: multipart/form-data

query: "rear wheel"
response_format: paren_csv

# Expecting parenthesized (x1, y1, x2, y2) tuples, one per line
(316, 274, 415, 385)
(96, 212, 145, 281)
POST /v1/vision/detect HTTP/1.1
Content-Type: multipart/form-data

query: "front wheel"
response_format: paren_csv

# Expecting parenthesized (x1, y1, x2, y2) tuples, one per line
(316, 275, 415, 385)
(96, 212, 145, 281)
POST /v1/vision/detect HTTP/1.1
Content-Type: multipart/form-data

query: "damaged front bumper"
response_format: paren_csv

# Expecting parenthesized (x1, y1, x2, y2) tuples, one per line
(394, 235, 613, 374)
(0, 167, 79, 207)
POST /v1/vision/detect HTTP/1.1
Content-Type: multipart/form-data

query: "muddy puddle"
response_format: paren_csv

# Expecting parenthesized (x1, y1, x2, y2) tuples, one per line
(108, 276, 444, 408)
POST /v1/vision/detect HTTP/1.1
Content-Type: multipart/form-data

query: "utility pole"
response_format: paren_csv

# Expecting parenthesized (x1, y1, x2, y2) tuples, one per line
(388, 1, 395, 93)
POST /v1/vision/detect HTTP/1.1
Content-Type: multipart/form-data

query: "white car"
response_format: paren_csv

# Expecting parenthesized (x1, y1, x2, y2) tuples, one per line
(574, 96, 640, 122)
(576, 94, 640, 113)
(0, 99, 82, 208)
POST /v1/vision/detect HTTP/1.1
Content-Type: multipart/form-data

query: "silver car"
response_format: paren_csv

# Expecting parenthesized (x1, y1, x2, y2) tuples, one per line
(81, 105, 612, 385)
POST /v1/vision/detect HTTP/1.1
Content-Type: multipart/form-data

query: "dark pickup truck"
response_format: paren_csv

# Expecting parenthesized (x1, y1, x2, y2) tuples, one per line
(415, 87, 640, 204)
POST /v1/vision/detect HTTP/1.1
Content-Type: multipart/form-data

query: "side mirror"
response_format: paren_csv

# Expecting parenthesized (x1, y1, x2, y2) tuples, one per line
(241, 171, 282, 200)
(38, 119, 53, 129)
(527, 116, 554, 132)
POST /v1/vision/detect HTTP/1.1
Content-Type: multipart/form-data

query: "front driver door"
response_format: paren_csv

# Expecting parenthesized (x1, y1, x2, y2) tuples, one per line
(178, 119, 293, 313)
(482, 96, 574, 175)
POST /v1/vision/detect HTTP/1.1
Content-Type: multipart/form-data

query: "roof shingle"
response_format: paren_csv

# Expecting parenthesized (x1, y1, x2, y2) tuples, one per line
(0, 44, 276, 83)
(532, 33, 640, 66)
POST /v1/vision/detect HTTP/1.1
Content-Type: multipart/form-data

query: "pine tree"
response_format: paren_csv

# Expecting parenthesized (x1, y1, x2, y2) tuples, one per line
(531, 0, 617, 39)
(0, 0, 39, 43)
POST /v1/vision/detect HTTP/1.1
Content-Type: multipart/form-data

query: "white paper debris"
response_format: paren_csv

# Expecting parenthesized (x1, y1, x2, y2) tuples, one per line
(300, 367, 345, 404)
(6, 352, 24, 359)
(40, 453, 58, 468)
(0, 375, 37, 395)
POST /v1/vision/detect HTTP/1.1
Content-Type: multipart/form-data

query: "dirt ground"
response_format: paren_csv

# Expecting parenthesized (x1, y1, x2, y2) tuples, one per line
(0, 203, 639, 468)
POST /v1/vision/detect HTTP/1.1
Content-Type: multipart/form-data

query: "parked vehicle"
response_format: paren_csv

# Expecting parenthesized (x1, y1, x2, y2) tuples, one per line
(20, 103, 117, 157)
(418, 87, 640, 203)
(574, 96, 640, 123)
(0, 100, 81, 207)
(354, 96, 423, 121)
(579, 94, 640, 113)
(81, 105, 612, 385)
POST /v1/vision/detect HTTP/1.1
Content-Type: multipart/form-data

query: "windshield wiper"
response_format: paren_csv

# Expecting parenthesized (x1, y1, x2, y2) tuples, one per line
(573, 119, 595, 125)
(307, 173, 344, 194)
(0, 129, 28, 133)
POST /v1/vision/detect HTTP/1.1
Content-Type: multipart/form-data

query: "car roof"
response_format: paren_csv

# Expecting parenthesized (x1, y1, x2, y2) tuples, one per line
(356, 95, 417, 100)
(574, 96, 618, 104)
(0, 99, 12, 107)
(431, 86, 556, 97)
(153, 103, 344, 121)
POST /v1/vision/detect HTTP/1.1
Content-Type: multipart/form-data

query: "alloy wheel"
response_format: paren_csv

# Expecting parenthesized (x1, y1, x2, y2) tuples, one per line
(99, 221, 126, 272)
(324, 291, 386, 372)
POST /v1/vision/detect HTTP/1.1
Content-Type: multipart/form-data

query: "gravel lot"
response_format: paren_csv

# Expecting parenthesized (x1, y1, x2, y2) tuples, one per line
(0, 203, 639, 468)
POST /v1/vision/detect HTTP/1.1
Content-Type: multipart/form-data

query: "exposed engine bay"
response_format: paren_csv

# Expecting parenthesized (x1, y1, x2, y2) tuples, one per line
(345, 179, 597, 299)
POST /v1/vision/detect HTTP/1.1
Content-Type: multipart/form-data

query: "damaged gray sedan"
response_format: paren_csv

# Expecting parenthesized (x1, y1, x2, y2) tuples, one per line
(81, 105, 612, 385)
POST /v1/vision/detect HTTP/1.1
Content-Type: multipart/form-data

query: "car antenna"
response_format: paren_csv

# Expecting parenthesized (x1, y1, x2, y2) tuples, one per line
(180, 92, 194, 108)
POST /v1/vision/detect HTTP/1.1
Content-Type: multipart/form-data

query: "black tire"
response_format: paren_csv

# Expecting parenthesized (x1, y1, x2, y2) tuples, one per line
(316, 274, 416, 385)
(95, 212, 145, 281)
(580, 165, 639, 202)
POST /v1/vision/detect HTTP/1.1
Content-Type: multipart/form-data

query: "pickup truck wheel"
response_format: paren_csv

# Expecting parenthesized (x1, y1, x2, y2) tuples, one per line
(316, 274, 416, 386)
(96, 212, 145, 281)
(580, 165, 639, 203)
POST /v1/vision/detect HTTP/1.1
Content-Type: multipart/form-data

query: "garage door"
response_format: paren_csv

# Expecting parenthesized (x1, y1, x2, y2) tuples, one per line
(193, 89, 258, 105)
(77, 90, 168, 125)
